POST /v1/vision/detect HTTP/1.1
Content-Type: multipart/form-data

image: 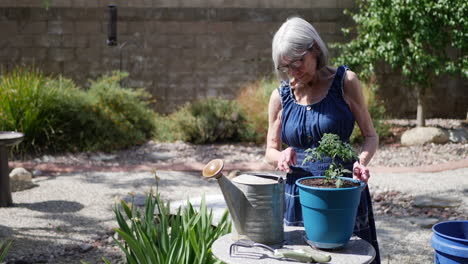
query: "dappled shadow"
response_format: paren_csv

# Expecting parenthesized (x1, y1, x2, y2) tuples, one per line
(14, 200, 84, 213)
(0, 209, 118, 263)
(3, 234, 122, 263)
(375, 215, 434, 263)
(372, 189, 465, 220)
(77, 171, 216, 191)
(0, 224, 13, 238)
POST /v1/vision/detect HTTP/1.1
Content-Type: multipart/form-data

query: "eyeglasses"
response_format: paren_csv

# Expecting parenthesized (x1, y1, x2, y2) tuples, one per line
(277, 50, 309, 73)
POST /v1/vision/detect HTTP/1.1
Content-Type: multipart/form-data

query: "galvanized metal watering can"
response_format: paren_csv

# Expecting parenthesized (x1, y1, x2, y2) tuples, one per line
(203, 159, 285, 245)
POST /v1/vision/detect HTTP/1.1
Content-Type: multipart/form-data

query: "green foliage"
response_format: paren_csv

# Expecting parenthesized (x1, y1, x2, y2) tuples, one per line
(303, 133, 358, 188)
(113, 189, 231, 264)
(0, 68, 157, 154)
(0, 241, 11, 262)
(350, 81, 391, 144)
(49, 71, 157, 152)
(153, 114, 179, 142)
(236, 77, 278, 143)
(82, 72, 156, 150)
(158, 98, 248, 144)
(333, 0, 467, 84)
(154, 76, 278, 144)
(0, 68, 58, 153)
(332, 0, 467, 125)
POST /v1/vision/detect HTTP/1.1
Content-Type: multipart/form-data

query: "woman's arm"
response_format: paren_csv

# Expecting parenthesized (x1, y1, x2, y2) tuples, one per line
(343, 70, 379, 167)
(265, 89, 296, 172)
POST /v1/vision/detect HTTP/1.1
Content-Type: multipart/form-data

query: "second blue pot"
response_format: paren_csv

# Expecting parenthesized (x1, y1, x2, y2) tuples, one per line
(296, 176, 365, 249)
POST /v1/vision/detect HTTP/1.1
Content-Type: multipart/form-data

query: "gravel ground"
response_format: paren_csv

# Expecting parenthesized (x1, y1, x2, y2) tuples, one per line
(16, 119, 467, 170)
(1, 119, 467, 264)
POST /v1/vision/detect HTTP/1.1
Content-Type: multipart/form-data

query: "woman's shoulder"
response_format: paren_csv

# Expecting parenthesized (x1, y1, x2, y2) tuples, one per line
(343, 69, 359, 86)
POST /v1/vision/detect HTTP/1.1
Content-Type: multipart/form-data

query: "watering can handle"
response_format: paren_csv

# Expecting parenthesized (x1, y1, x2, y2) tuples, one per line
(202, 159, 224, 179)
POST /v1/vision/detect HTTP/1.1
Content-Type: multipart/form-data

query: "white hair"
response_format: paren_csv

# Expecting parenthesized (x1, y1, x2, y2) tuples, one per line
(272, 17, 329, 81)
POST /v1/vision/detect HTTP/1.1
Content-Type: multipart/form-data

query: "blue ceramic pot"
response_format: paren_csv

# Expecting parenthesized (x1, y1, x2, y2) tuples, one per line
(296, 176, 365, 249)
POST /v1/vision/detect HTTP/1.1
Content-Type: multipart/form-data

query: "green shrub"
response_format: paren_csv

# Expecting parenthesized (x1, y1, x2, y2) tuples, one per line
(236, 77, 277, 143)
(0, 68, 58, 153)
(113, 189, 231, 264)
(153, 113, 179, 142)
(76, 71, 156, 151)
(350, 81, 391, 144)
(0, 68, 157, 154)
(159, 98, 248, 144)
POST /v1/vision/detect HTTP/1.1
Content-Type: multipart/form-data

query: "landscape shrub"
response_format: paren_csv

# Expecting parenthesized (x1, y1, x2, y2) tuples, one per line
(0, 68, 58, 153)
(112, 188, 231, 264)
(236, 77, 277, 144)
(80, 71, 156, 150)
(0, 68, 157, 154)
(157, 98, 248, 144)
(350, 81, 391, 144)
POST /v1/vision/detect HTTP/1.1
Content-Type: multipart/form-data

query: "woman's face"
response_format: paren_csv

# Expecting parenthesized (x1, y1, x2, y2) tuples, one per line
(282, 48, 319, 84)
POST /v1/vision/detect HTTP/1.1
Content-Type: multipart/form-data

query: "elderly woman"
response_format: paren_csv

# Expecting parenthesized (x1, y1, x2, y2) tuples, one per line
(265, 17, 380, 263)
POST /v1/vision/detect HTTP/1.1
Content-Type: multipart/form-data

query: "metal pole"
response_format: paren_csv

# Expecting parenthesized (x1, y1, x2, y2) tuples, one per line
(0, 146, 12, 207)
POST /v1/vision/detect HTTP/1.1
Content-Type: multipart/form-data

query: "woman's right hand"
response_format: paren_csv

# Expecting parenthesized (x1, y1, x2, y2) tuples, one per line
(276, 147, 297, 173)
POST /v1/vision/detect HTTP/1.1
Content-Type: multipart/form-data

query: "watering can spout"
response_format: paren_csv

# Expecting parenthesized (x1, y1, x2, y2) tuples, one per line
(202, 159, 224, 179)
(203, 159, 246, 235)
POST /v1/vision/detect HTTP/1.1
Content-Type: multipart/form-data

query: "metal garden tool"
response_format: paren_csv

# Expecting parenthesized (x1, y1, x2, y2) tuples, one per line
(229, 239, 332, 263)
(202, 159, 285, 245)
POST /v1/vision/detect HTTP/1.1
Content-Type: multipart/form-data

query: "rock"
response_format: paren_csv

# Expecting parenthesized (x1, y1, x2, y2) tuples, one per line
(79, 243, 93, 253)
(106, 227, 116, 236)
(147, 152, 175, 162)
(227, 170, 241, 179)
(32, 169, 43, 177)
(9, 168, 34, 192)
(413, 196, 461, 208)
(448, 128, 468, 143)
(90, 153, 117, 161)
(401, 127, 449, 146)
(41, 155, 54, 163)
(407, 217, 440, 228)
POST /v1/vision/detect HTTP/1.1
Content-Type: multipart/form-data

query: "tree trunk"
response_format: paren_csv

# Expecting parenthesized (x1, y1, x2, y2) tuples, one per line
(416, 87, 426, 127)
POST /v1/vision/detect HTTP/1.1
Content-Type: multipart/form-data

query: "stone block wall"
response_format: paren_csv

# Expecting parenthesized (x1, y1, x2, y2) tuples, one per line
(0, 0, 466, 117)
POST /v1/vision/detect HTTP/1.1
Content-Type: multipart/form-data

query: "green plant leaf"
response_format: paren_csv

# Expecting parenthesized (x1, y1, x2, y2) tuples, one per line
(115, 229, 148, 264)
(0, 241, 12, 262)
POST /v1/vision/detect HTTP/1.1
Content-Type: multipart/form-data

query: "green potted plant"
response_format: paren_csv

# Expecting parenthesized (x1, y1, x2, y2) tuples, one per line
(296, 133, 366, 249)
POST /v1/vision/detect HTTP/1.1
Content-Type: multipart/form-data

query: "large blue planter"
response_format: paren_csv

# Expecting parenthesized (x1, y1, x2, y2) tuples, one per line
(431, 220, 468, 264)
(296, 176, 365, 249)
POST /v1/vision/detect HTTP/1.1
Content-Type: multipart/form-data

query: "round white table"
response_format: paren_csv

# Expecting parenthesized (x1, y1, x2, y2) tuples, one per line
(212, 226, 376, 264)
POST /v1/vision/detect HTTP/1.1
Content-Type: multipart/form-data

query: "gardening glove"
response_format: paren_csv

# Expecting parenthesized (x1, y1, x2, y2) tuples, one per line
(276, 147, 297, 173)
(353, 161, 370, 182)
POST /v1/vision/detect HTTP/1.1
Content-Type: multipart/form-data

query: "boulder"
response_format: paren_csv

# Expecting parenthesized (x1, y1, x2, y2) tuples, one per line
(448, 128, 468, 143)
(401, 127, 449, 146)
(9, 167, 34, 192)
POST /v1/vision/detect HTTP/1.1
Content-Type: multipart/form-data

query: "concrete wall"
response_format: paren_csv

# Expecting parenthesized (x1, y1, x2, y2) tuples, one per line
(0, 0, 466, 117)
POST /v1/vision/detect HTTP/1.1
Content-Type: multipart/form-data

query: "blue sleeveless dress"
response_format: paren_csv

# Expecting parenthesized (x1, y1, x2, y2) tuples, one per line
(279, 65, 380, 263)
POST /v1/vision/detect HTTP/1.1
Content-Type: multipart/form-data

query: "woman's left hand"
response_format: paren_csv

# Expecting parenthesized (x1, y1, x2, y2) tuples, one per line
(353, 161, 370, 182)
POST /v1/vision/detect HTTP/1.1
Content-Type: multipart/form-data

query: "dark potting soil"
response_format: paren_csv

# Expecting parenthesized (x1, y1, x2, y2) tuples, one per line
(299, 178, 360, 188)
